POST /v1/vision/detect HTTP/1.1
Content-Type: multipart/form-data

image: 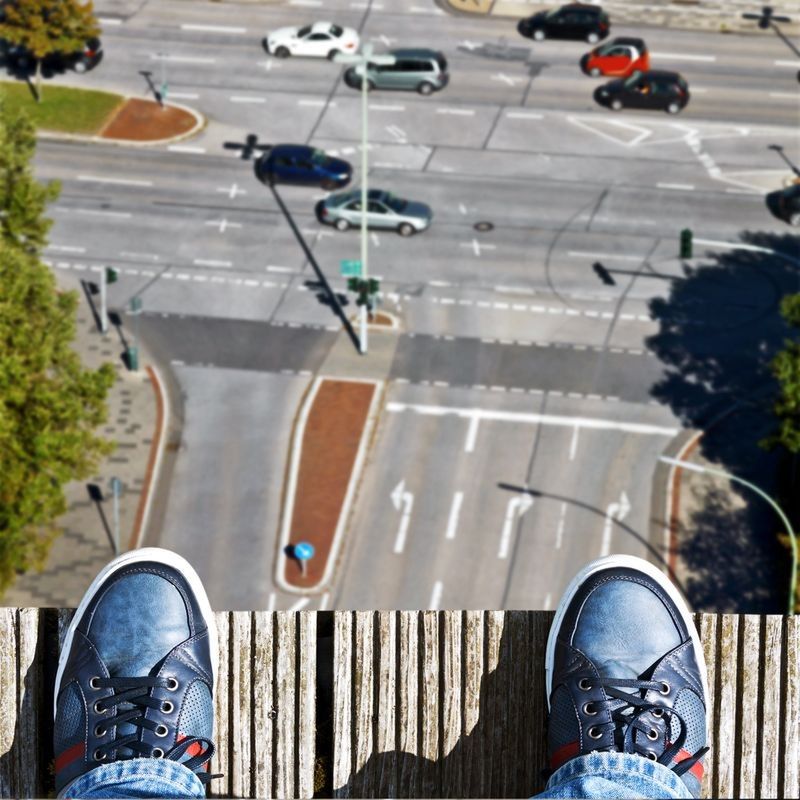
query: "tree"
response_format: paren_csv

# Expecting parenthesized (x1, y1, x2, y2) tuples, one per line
(763, 294, 800, 455)
(0, 0, 100, 101)
(0, 94, 61, 253)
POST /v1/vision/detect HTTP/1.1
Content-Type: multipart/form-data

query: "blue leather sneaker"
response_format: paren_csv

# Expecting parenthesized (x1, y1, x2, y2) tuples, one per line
(545, 555, 709, 798)
(54, 548, 219, 796)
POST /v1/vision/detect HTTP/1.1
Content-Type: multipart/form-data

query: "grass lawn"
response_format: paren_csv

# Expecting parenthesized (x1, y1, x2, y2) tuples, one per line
(0, 80, 124, 135)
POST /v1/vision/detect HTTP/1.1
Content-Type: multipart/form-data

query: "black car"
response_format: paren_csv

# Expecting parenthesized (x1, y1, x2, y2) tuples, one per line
(518, 4, 610, 44)
(776, 184, 800, 226)
(594, 70, 690, 114)
(3, 37, 103, 73)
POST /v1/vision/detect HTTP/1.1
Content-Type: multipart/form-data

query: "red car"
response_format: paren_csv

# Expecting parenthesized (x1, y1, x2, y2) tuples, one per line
(580, 37, 649, 77)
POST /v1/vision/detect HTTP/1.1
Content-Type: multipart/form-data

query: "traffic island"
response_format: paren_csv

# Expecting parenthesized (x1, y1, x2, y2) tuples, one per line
(99, 97, 200, 142)
(277, 377, 382, 593)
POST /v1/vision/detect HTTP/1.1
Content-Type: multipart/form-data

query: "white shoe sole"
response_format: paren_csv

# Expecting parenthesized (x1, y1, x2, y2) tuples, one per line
(54, 547, 218, 719)
(544, 554, 709, 726)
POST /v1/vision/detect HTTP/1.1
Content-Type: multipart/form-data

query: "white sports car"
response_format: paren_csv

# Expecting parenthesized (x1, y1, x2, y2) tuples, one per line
(263, 21, 360, 60)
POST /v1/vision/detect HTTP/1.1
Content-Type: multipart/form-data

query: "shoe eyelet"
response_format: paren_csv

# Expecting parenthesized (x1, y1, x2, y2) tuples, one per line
(583, 702, 598, 716)
(166, 677, 179, 691)
(89, 677, 101, 690)
(94, 725, 106, 737)
(659, 681, 671, 695)
(578, 678, 593, 691)
(155, 724, 169, 738)
(93, 749, 107, 762)
(645, 750, 658, 761)
(588, 726, 603, 740)
(161, 700, 174, 714)
(151, 748, 164, 758)
(651, 708, 665, 718)
(94, 701, 107, 715)
(647, 728, 659, 741)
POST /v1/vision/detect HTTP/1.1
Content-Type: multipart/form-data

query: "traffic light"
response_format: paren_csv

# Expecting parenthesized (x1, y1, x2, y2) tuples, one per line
(680, 228, 693, 259)
(592, 262, 616, 286)
(106, 267, 119, 284)
(368, 278, 380, 295)
(347, 277, 360, 292)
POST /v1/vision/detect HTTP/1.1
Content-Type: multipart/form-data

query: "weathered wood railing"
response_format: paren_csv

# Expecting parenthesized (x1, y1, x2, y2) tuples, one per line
(1, 610, 798, 798)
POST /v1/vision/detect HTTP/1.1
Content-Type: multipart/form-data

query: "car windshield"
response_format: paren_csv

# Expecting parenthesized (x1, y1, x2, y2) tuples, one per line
(383, 193, 408, 213)
(545, 8, 560, 18)
(330, 24, 343, 37)
(297, 25, 311, 37)
(623, 71, 643, 88)
(311, 149, 329, 166)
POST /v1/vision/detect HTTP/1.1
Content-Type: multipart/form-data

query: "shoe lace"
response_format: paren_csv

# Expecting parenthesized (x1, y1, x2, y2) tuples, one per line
(588, 676, 709, 778)
(94, 676, 221, 785)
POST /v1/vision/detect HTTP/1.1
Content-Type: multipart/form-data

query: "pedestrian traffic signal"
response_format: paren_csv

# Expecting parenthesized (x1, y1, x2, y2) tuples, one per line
(680, 228, 693, 259)
(368, 278, 380, 295)
(592, 262, 616, 286)
(106, 267, 119, 284)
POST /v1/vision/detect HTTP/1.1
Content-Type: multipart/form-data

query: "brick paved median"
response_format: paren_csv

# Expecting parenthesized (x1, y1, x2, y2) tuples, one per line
(100, 97, 200, 142)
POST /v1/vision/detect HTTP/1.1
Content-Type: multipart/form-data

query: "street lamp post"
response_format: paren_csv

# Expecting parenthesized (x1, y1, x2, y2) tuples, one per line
(742, 7, 799, 82)
(333, 45, 396, 354)
(660, 455, 798, 614)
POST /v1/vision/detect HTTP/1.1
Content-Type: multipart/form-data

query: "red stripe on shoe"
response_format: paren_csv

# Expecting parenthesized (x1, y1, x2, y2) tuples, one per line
(674, 747, 704, 781)
(550, 740, 580, 770)
(55, 742, 85, 772)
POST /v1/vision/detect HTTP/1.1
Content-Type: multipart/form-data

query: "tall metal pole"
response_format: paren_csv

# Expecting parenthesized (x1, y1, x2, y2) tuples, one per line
(110, 477, 121, 556)
(359, 45, 371, 355)
(99, 267, 108, 334)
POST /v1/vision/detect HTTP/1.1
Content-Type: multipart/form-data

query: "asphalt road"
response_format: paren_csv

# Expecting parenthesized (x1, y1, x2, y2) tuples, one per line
(28, 0, 800, 609)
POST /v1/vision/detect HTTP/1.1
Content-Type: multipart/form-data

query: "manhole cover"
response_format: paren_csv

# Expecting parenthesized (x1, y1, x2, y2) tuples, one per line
(474, 221, 494, 232)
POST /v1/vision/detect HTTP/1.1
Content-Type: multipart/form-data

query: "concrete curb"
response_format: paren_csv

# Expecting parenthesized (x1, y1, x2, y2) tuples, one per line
(37, 97, 207, 149)
(275, 376, 384, 595)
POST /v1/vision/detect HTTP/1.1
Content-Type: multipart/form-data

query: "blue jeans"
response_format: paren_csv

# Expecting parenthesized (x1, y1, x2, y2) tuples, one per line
(64, 752, 692, 799)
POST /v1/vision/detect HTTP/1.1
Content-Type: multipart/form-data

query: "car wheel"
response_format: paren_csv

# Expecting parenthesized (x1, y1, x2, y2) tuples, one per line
(589, 66, 602, 77)
(327, 49, 340, 61)
(665, 101, 681, 114)
(532, 29, 546, 41)
(417, 81, 434, 96)
(587, 31, 600, 44)
(398, 222, 415, 237)
(335, 218, 350, 231)
(275, 46, 290, 58)
(610, 98, 623, 111)
(789, 212, 800, 227)
(73, 60, 88, 73)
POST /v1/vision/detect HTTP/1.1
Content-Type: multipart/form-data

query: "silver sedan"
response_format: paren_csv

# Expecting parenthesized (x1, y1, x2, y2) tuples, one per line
(316, 190, 432, 236)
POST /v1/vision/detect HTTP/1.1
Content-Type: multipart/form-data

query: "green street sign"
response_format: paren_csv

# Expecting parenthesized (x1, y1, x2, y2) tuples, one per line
(340, 259, 362, 277)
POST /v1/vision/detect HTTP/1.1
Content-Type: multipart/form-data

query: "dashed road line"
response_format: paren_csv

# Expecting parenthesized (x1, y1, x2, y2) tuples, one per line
(168, 145, 206, 154)
(429, 580, 444, 610)
(657, 182, 695, 191)
(193, 258, 233, 268)
(436, 107, 476, 116)
(77, 175, 153, 187)
(181, 23, 247, 33)
(445, 492, 464, 540)
(231, 95, 266, 103)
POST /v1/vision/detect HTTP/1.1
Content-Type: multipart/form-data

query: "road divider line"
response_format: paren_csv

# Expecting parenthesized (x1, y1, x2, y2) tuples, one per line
(168, 145, 206, 154)
(46, 244, 86, 253)
(370, 104, 405, 111)
(77, 175, 153, 187)
(506, 111, 543, 119)
(150, 54, 216, 64)
(98, 17, 122, 25)
(445, 492, 464, 540)
(231, 95, 266, 103)
(181, 23, 247, 33)
(193, 258, 232, 268)
(167, 92, 200, 100)
(465, 415, 480, 452)
(775, 60, 800, 67)
(650, 52, 715, 61)
(74, 209, 132, 218)
(769, 91, 799, 99)
(436, 107, 475, 116)
(569, 425, 580, 461)
(657, 182, 695, 191)
(555, 502, 567, 550)
(567, 250, 643, 261)
(429, 581, 443, 610)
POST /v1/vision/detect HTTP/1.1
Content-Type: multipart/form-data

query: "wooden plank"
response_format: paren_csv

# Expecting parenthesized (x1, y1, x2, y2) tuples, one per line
(274, 612, 297, 799)
(333, 611, 353, 798)
(16, 608, 41, 798)
(253, 611, 274, 799)
(715, 613, 738, 799)
(504, 611, 531, 798)
(0, 608, 17, 798)
(462, 610, 483, 797)
(759, 615, 782, 798)
(297, 610, 316, 800)
(210, 612, 230, 798)
(397, 611, 419, 798)
(785, 614, 799, 798)
(486, 610, 504, 798)
(697, 613, 717, 800)
(441, 610, 462, 796)
(530, 611, 552, 796)
(420, 611, 439, 797)
(353, 611, 374, 797)
(738, 615, 759, 798)
(375, 611, 397, 799)
(230, 612, 253, 798)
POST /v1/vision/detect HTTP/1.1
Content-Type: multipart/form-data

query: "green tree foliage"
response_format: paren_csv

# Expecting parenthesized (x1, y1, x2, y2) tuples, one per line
(0, 94, 61, 252)
(763, 294, 800, 454)
(0, 0, 100, 100)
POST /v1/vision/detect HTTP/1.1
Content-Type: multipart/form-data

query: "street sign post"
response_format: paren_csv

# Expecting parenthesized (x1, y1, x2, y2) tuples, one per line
(340, 259, 362, 277)
(128, 296, 143, 372)
(294, 541, 315, 576)
(110, 477, 122, 555)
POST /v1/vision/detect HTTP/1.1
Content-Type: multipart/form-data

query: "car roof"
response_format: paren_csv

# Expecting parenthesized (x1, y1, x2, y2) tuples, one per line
(388, 48, 443, 59)
(608, 37, 646, 49)
(642, 70, 683, 79)
(270, 144, 314, 158)
(561, 3, 604, 12)
(309, 21, 336, 32)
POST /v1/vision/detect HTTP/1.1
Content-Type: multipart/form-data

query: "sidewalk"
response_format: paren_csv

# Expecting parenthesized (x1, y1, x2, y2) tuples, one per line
(2, 275, 163, 608)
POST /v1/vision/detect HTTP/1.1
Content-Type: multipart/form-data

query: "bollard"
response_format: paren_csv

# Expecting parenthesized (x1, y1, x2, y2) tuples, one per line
(680, 228, 693, 259)
(126, 345, 139, 372)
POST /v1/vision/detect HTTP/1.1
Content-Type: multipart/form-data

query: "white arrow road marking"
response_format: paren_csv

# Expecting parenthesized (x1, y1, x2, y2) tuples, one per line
(445, 492, 464, 540)
(205, 219, 242, 233)
(498, 494, 534, 559)
(460, 40, 481, 50)
(392, 480, 414, 554)
(601, 490, 630, 557)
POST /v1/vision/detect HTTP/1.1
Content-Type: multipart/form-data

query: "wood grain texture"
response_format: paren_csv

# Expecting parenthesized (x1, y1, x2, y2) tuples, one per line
(230, 611, 253, 798)
(210, 611, 230, 798)
(253, 611, 274, 799)
(760, 615, 782, 799)
(784, 614, 799, 798)
(376, 611, 397, 800)
(274, 612, 296, 799)
(297, 610, 316, 800)
(0, 607, 17, 798)
(353, 611, 374, 797)
(333, 611, 353, 798)
(16, 608, 41, 799)
(738, 615, 759, 798)
(697, 613, 717, 800)
(397, 611, 420, 798)
(716, 613, 738, 799)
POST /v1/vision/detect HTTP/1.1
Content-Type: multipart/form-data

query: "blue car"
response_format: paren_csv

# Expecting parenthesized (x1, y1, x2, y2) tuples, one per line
(256, 144, 352, 189)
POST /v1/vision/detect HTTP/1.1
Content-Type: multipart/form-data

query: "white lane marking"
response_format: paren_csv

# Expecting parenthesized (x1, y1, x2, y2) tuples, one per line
(387, 403, 679, 437)
(205, 218, 242, 233)
(429, 280, 451, 287)
(498, 494, 533, 559)
(370, 232, 380, 247)
(150, 54, 216, 64)
(386, 124, 407, 141)
(690, 87, 708, 93)
(694, 238, 776, 254)
(495, 284, 535, 295)
(649, 52, 715, 62)
(392, 479, 414, 554)
(181, 24, 248, 33)
(167, 92, 200, 100)
(769, 91, 800, 99)
(46, 244, 86, 253)
(370, 103, 405, 111)
(266, 265, 293, 273)
(657, 182, 695, 191)
(461, 238, 497, 256)
(601, 491, 631, 558)
(369, 33, 394, 46)
(193, 258, 232, 268)
(775, 60, 800, 67)
(168, 145, 206, 153)
(465, 415, 480, 452)
(297, 98, 327, 107)
(77, 175, 153, 187)
(98, 17, 122, 25)
(544, 593, 552, 610)
(120, 251, 160, 261)
(319, 592, 330, 611)
(458, 203, 467, 214)
(290, 0, 322, 5)
(567, 250, 642, 261)
(288, 597, 311, 612)
(725, 188, 762, 195)
(217, 183, 247, 199)
(437, 108, 476, 116)
(74, 209, 132, 218)
(429, 581, 444, 610)
(231, 95, 265, 103)
(555, 502, 567, 550)
(445, 492, 464, 540)
(267, 592, 276, 612)
(492, 73, 522, 86)
(569, 425, 580, 461)
(506, 111, 543, 119)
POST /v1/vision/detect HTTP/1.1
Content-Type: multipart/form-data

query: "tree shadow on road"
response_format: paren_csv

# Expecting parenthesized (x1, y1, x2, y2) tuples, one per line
(646, 231, 799, 612)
